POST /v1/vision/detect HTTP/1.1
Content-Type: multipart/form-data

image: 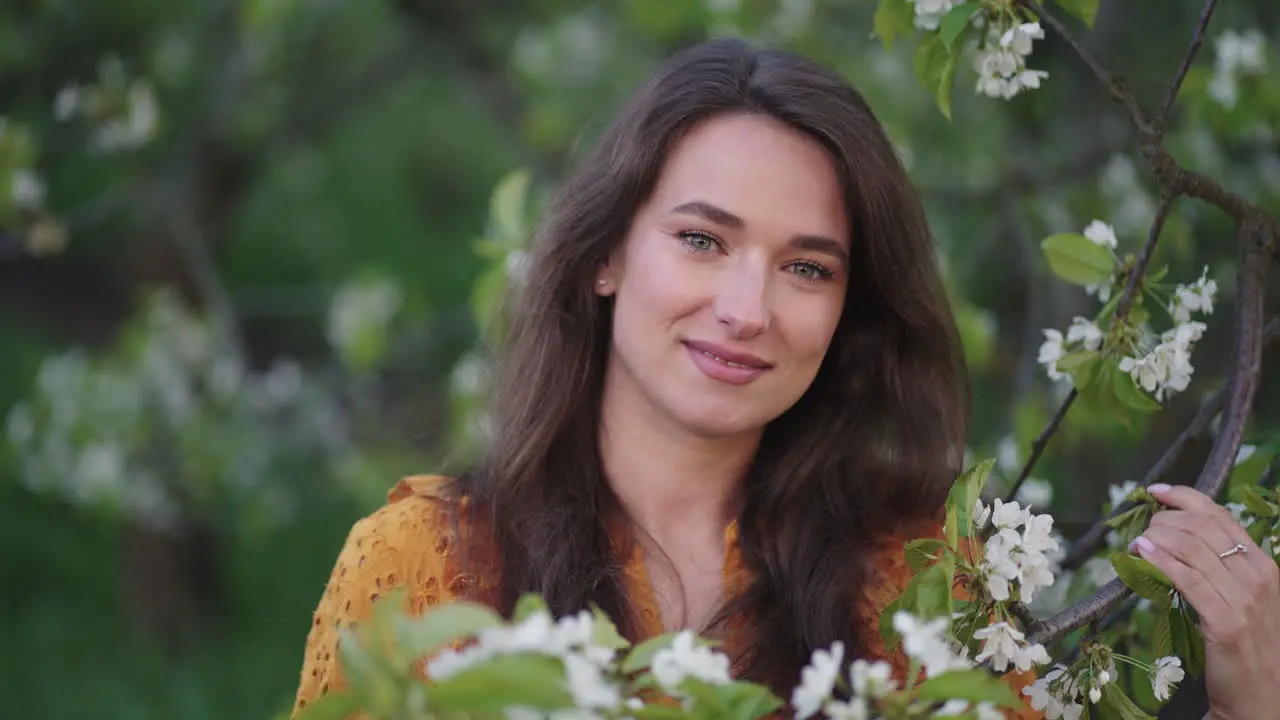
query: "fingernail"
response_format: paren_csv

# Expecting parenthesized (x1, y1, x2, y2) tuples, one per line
(1129, 536, 1156, 556)
(1148, 483, 1172, 493)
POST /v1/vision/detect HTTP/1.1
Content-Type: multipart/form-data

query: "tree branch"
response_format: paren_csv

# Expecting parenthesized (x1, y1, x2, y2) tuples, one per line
(1029, 229, 1271, 647)
(1061, 312, 1280, 571)
(1156, 0, 1222, 136)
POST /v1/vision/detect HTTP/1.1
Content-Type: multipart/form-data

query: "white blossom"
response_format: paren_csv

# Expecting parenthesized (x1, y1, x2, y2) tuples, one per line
(909, 0, 957, 31)
(1108, 481, 1139, 509)
(326, 276, 403, 362)
(10, 168, 45, 209)
(1066, 317, 1104, 350)
(54, 85, 81, 120)
(563, 654, 620, 710)
(1236, 444, 1257, 466)
(1016, 478, 1054, 509)
(973, 622, 1021, 672)
(791, 642, 843, 719)
(1083, 220, 1118, 250)
(823, 697, 869, 720)
(650, 631, 732, 693)
(1023, 665, 1084, 720)
(849, 658, 896, 698)
(892, 611, 970, 677)
(980, 501, 1059, 604)
(1170, 267, 1217, 324)
(1038, 329, 1065, 381)
(974, 20, 1048, 99)
(1152, 656, 1185, 701)
(1208, 29, 1268, 108)
(973, 498, 992, 531)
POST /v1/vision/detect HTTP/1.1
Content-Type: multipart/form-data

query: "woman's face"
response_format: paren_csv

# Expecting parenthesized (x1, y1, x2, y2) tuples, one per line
(598, 112, 850, 438)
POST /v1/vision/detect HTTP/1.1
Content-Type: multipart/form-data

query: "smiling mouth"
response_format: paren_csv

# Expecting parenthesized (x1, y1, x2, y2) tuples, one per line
(693, 348, 761, 369)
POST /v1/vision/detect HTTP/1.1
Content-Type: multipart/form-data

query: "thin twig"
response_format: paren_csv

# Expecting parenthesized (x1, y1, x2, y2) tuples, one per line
(1156, 0, 1222, 136)
(1005, 194, 1179, 505)
(1003, 389, 1077, 504)
(1115, 193, 1177, 319)
(1023, 0, 1151, 136)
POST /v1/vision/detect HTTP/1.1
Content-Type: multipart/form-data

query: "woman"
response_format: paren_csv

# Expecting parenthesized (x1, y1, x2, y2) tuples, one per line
(292, 38, 1275, 719)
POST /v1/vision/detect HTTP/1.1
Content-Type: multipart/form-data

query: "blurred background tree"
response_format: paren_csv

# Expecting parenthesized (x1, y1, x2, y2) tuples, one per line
(0, 1, 1276, 717)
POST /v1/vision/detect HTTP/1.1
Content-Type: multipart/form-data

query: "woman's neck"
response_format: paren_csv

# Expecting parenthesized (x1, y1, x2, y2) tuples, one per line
(597, 376, 760, 549)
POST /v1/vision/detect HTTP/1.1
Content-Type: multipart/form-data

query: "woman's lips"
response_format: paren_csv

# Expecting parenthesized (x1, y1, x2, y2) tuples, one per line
(682, 340, 773, 385)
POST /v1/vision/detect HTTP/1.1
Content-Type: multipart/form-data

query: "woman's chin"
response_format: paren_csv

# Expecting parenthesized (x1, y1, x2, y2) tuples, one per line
(668, 402, 773, 440)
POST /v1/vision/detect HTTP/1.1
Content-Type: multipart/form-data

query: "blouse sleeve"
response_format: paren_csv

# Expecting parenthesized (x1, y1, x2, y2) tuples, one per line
(291, 489, 459, 717)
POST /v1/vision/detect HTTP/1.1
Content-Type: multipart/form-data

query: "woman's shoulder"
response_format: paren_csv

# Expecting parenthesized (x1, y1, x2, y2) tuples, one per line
(315, 473, 492, 624)
(292, 474, 482, 715)
(340, 474, 467, 556)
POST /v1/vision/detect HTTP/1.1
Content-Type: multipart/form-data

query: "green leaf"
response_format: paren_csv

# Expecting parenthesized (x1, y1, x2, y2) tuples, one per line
(1230, 443, 1279, 492)
(948, 458, 995, 539)
(1104, 504, 1146, 530)
(1105, 504, 1152, 550)
(1100, 682, 1156, 720)
(934, 45, 961, 120)
(1247, 519, 1269, 545)
(621, 632, 681, 674)
(629, 704, 691, 719)
(429, 653, 572, 711)
(1067, 352, 1105, 393)
(1056, 349, 1098, 374)
(469, 261, 508, 344)
(1041, 232, 1117, 286)
(1054, 0, 1101, 28)
(1151, 608, 1174, 659)
(906, 538, 950, 572)
(912, 560, 955, 621)
(396, 602, 503, 659)
(1112, 366, 1163, 413)
(914, 35, 953, 118)
(1170, 604, 1205, 676)
(1111, 553, 1173, 605)
(689, 680, 784, 720)
(489, 168, 531, 245)
(512, 593, 550, 622)
(873, 0, 916, 50)
(915, 669, 1022, 707)
(1241, 486, 1279, 518)
(590, 604, 631, 651)
(940, 2, 981, 48)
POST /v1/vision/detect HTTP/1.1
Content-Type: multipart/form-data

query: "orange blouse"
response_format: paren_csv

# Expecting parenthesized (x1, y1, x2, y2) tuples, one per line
(293, 475, 1042, 718)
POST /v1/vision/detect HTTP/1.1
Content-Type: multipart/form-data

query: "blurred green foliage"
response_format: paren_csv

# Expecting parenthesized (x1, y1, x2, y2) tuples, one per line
(1, 0, 1278, 717)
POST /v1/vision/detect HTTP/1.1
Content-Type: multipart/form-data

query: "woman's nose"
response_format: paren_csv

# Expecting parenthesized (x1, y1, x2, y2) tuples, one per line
(713, 268, 770, 340)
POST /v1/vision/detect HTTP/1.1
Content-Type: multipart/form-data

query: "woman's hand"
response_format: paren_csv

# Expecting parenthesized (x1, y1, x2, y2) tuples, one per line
(1128, 483, 1280, 720)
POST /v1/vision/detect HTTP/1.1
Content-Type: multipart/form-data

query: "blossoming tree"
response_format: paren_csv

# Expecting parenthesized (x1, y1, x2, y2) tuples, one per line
(291, 1, 1280, 718)
(5, 0, 1278, 718)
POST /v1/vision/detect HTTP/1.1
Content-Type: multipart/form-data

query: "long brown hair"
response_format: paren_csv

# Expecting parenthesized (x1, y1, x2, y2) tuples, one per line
(453, 37, 969, 694)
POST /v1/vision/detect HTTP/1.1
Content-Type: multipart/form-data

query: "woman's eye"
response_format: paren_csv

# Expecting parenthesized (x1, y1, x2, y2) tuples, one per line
(789, 261, 834, 283)
(679, 231, 720, 253)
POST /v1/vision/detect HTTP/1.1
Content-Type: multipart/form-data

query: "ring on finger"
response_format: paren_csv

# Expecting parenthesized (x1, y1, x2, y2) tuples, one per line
(1218, 542, 1248, 560)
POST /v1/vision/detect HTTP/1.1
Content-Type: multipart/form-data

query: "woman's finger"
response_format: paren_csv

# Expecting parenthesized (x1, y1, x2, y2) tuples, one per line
(1133, 524, 1237, 615)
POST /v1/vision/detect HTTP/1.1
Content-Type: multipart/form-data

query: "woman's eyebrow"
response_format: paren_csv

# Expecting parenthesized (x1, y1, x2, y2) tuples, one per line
(671, 200, 848, 264)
